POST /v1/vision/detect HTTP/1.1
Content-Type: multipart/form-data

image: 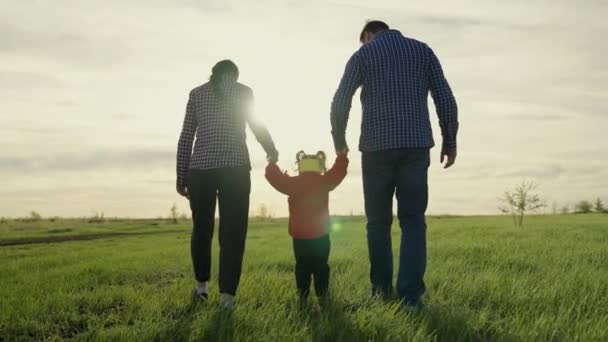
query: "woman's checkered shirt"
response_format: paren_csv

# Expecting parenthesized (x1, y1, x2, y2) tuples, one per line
(176, 81, 276, 187)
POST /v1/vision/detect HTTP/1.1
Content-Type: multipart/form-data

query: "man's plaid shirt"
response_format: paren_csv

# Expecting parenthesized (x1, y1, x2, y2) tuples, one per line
(331, 30, 459, 152)
(176, 81, 276, 187)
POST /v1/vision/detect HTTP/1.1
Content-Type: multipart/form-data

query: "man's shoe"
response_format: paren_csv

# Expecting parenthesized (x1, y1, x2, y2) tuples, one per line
(372, 287, 393, 301)
(401, 300, 424, 314)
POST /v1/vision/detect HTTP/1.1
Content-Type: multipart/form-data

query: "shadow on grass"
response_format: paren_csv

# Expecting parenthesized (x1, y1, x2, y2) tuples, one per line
(201, 309, 235, 341)
(152, 300, 200, 342)
(414, 304, 518, 342)
(296, 299, 368, 342)
(295, 297, 518, 342)
(153, 297, 236, 342)
(151, 295, 517, 342)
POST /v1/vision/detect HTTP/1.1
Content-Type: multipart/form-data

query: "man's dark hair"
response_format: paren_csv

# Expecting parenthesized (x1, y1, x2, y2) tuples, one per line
(359, 20, 389, 42)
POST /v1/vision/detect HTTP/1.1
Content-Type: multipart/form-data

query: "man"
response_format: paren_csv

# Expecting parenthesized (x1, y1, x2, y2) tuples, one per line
(330, 20, 458, 308)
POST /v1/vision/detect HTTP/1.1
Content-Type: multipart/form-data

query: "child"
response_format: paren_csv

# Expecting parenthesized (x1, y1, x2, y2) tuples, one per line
(265, 150, 348, 302)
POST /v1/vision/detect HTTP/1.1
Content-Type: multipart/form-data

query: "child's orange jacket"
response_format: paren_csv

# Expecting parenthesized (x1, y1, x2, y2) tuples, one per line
(265, 155, 349, 239)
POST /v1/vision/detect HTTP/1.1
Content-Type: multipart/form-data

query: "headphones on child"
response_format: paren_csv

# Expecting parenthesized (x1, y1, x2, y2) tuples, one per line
(296, 150, 327, 173)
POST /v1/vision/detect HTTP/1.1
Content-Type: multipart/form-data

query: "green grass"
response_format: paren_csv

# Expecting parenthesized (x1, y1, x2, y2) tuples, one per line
(0, 218, 180, 241)
(1, 215, 607, 341)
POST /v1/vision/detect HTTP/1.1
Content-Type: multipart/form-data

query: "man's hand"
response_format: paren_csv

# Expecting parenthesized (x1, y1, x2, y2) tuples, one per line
(440, 146, 457, 169)
(267, 149, 279, 163)
(176, 183, 189, 199)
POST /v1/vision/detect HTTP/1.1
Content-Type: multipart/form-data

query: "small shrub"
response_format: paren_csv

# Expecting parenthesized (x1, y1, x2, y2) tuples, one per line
(575, 201, 593, 214)
(498, 181, 546, 227)
(256, 204, 273, 221)
(551, 202, 559, 215)
(27, 211, 42, 222)
(560, 205, 570, 215)
(594, 198, 605, 213)
(170, 204, 179, 224)
(88, 211, 105, 223)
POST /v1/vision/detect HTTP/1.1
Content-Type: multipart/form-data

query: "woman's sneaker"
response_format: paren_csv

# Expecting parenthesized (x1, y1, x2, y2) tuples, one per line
(194, 283, 209, 302)
(193, 289, 209, 302)
(219, 293, 235, 310)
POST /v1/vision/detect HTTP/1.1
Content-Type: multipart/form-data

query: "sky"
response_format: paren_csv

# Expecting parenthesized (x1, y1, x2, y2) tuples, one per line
(1, 0, 607, 218)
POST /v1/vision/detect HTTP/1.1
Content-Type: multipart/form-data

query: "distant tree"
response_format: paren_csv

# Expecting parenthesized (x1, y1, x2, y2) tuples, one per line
(29, 211, 42, 222)
(499, 181, 546, 227)
(575, 200, 593, 214)
(256, 204, 272, 221)
(560, 204, 570, 215)
(88, 211, 105, 223)
(551, 202, 558, 215)
(170, 203, 179, 224)
(594, 198, 605, 213)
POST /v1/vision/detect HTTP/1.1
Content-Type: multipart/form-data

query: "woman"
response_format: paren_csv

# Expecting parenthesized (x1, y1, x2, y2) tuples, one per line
(176, 60, 278, 309)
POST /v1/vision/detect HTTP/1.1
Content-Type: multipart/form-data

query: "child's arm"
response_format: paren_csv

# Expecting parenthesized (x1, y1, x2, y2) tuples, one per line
(265, 163, 296, 196)
(324, 154, 349, 191)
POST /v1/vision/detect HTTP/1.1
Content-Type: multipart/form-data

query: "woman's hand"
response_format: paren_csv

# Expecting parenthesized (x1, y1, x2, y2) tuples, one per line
(267, 149, 279, 163)
(176, 183, 189, 199)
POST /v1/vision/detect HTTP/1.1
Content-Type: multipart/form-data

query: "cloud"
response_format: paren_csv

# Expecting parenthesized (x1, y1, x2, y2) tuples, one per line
(0, 20, 126, 68)
(110, 113, 138, 121)
(156, 0, 232, 12)
(402, 15, 542, 32)
(495, 165, 565, 179)
(553, 148, 608, 162)
(507, 113, 566, 121)
(0, 70, 63, 89)
(0, 148, 175, 174)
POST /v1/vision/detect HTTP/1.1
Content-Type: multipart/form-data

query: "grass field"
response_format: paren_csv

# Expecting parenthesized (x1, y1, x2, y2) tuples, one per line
(1, 214, 607, 341)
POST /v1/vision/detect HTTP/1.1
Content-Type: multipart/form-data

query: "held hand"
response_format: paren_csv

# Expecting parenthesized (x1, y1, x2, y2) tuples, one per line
(267, 149, 279, 163)
(176, 183, 189, 199)
(336, 145, 349, 156)
(440, 146, 457, 169)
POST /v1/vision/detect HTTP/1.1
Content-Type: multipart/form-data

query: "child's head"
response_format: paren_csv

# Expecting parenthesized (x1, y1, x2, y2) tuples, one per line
(296, 151, 327, 174)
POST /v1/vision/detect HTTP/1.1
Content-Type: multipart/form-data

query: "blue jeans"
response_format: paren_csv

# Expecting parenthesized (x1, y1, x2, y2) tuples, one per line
(362, 148, 430, 304)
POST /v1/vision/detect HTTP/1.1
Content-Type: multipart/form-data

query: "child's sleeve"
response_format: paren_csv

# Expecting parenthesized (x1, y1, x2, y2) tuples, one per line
(324, 154, 349, 191)
(265, 163, 296, 196)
